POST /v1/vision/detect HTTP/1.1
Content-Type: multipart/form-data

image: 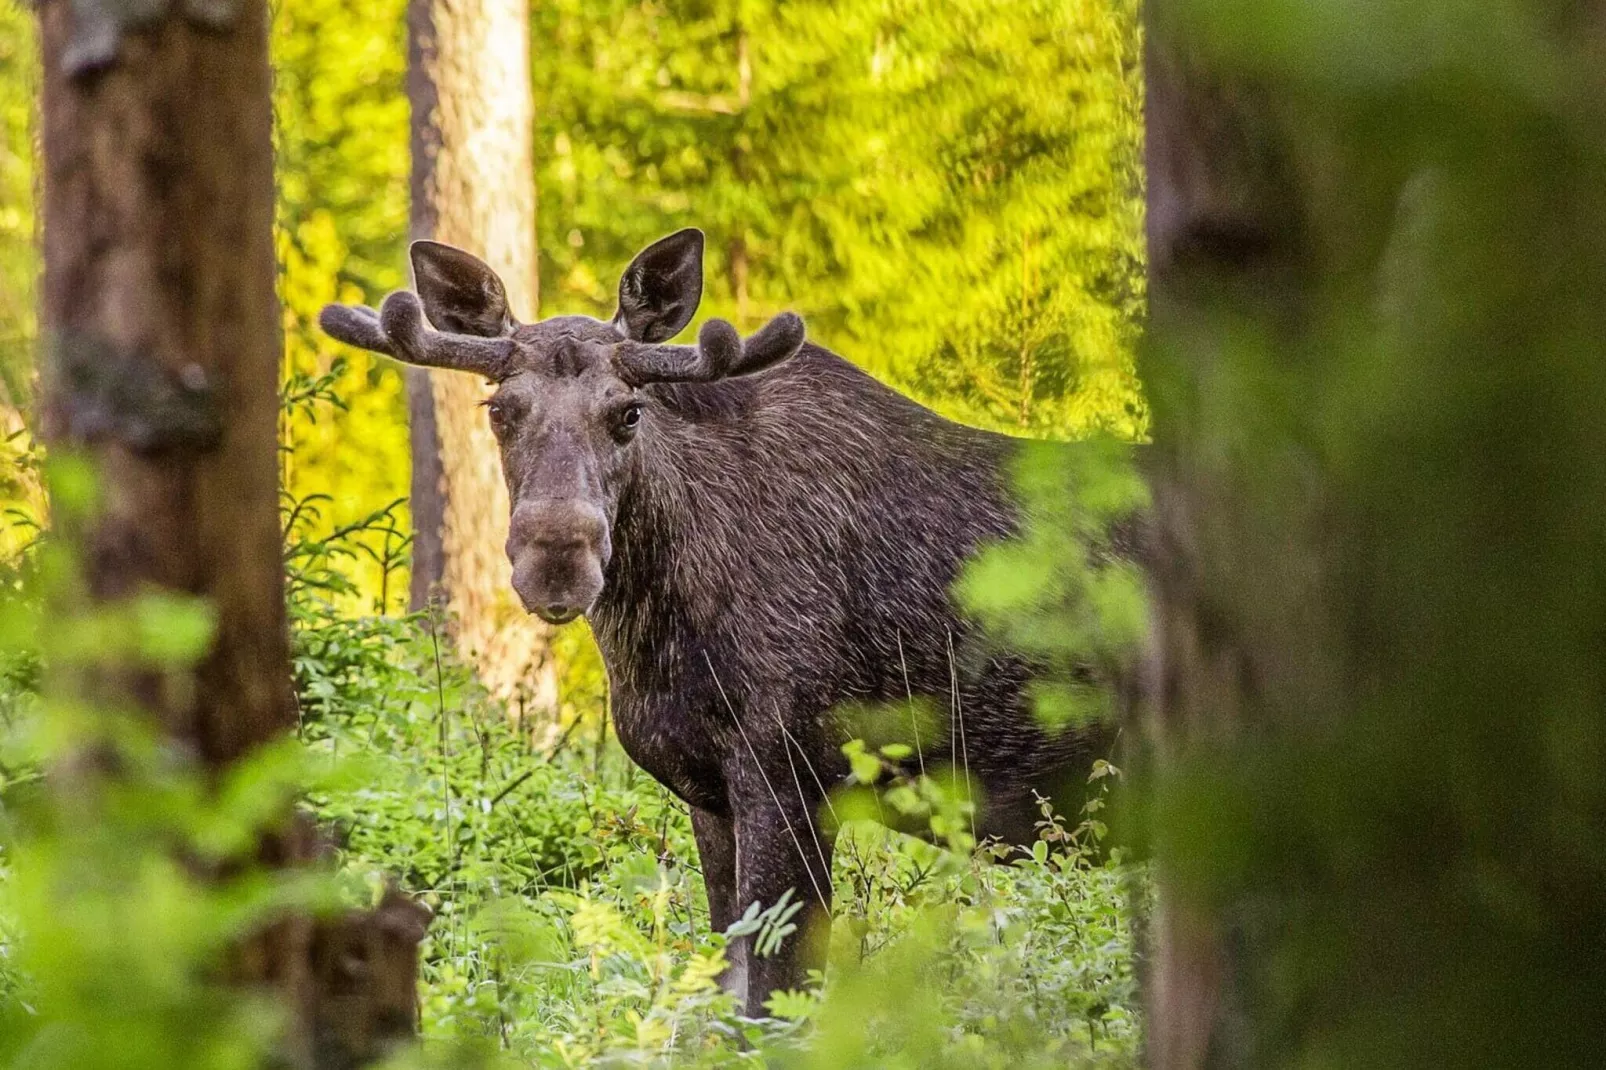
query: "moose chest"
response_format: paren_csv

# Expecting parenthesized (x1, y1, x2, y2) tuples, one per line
(589, 595, 761, 817)
(608, 684, 731, 814)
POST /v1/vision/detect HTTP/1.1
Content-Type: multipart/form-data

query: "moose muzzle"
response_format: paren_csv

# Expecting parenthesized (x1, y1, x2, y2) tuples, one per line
(506, 500, 609, 624)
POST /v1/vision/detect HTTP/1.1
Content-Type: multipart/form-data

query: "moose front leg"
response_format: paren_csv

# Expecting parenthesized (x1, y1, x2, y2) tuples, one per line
(690, 807, 746, 1001)
(729, 764, 834, 1018)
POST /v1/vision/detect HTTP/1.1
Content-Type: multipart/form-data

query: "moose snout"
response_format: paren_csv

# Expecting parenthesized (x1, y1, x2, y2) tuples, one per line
(507, 500, 609, 624)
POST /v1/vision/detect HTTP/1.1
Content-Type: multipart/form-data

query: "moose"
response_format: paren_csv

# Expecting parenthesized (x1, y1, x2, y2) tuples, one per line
(320, 230, 1123, 1015)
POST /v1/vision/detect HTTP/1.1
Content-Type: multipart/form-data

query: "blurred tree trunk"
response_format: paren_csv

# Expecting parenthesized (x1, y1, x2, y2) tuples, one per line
(1139, 34, 1308, 1065)
(406, 0, 556, 711)
(35, 3, 423, 1064)
(1140, 2, 1606, 1067)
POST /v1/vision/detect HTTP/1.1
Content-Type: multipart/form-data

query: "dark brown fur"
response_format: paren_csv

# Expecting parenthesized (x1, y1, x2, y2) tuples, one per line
(321, 229, 1115, 1014)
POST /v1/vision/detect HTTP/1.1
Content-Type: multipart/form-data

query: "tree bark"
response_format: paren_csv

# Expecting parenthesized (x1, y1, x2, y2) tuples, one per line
(35, 4, 424, 1064)
(1138, 24, 1393, 1065)
(38, 0, 290, 766)
(406, 0, 556, 710)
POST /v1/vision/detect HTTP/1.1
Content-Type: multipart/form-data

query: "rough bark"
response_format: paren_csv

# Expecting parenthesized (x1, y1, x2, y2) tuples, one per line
(406, 0, 556, 709)
(35, 4, 424, 1064)
(38, 0, 289, 765)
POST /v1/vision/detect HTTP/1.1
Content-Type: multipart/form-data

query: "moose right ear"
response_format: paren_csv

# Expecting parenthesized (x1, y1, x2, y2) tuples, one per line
(410, 241, 515, 337)
(613, 228, 704, 343)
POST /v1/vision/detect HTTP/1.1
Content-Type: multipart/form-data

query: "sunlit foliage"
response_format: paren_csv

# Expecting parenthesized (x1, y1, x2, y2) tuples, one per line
(272, 0, 413, 609)
(0, 2, 32, 408)
(534, 0, 1146, 440)
(0, 3, 41, 564)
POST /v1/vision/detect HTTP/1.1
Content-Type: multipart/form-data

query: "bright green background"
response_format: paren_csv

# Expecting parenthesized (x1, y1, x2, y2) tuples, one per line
(1, 0, 1145, 600)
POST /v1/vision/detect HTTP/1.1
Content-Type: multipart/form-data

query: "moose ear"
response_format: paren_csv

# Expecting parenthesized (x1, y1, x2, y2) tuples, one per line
(614, 229, 704, 343)
(410, 241, 515, 337)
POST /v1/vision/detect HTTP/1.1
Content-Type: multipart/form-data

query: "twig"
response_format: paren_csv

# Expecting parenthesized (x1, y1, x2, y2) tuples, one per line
(487, 770, 534, 812)
(545, 714, 585, 761)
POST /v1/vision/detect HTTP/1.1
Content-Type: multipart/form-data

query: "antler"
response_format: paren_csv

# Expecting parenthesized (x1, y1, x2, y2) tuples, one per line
(319, 292, 514, 380)
(612, 312, 806, 387)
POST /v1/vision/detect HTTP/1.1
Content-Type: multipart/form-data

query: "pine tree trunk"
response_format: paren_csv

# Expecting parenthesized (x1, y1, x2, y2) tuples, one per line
(35, 4, 424, 1064)
(406, 0, 555, 710)
(37, 0, 291, 769)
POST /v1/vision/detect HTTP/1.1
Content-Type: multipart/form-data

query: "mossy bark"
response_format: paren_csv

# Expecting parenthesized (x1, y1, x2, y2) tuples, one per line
(35, 4, 425, 1064)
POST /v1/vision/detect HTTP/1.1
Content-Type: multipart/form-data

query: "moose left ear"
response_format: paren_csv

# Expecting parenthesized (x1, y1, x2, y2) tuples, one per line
(410, 241, 516, 338)
(614, 228, 704, 343)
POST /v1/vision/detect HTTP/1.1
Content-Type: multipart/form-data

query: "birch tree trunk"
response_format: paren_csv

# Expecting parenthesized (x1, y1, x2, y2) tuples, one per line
(406, 0, 556, 710)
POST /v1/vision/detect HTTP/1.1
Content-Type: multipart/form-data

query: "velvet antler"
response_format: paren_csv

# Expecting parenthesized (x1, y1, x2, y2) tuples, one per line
(612, 312, 806, 387)
(319, 291, 515, 380)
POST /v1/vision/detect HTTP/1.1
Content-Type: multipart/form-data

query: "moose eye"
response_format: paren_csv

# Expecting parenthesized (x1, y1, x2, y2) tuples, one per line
(484, 399, 517, 435)
(615, 403, 644, 439)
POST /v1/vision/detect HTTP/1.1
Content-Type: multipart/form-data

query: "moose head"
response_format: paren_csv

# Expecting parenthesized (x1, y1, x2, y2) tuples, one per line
(319, 230, 806, 624)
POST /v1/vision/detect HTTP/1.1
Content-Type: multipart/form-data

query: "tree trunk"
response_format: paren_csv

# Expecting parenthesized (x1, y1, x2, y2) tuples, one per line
(35, 4, 423, 1064)
(1139, 34, 1307, 1068)
(406, 0, 556, 710)
(38, 0, 290, 769)
(1140, 2, 1606, 1067)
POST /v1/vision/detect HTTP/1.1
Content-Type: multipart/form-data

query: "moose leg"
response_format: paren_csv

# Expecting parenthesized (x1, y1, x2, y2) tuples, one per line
(690, 806, 745, 1001)
(730, 769, 834, 1017)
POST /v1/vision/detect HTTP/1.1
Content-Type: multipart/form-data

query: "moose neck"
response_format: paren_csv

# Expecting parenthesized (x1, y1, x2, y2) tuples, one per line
(580, 350, 1020, 698)
(585, 376, 762, 689)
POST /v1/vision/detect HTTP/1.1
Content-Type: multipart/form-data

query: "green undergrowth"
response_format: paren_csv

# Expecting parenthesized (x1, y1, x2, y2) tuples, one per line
(0, 410, 1145, 1067)
(292, 576, 1144, 1067)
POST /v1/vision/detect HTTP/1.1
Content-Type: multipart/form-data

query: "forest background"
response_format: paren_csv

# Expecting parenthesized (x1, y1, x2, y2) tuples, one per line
(0, 0, 1146, 603)
(0, 0, 1149, 1065)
